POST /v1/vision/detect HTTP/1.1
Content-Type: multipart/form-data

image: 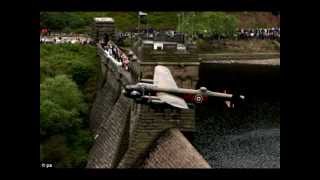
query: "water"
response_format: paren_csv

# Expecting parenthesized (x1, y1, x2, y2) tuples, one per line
(192, 100, 280, 168)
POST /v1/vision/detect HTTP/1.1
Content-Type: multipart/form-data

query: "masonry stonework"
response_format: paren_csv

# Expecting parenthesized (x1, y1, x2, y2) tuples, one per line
(86, 94, 131, 168)
(143, 128, 210, 168)
(118, 104, 195, 168)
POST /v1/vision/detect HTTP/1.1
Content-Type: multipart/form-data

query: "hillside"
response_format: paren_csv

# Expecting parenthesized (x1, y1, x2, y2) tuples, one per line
(40, 11, 280, 33)
(230, 12, 280, 28)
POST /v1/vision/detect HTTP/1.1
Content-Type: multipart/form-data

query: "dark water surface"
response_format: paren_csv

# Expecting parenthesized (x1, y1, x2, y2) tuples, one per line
(190, 62, 280, 168)
(191, 99, 280, 168)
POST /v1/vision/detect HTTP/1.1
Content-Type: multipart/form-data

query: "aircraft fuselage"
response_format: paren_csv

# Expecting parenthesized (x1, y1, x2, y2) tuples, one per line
(123, 83, 237, 105)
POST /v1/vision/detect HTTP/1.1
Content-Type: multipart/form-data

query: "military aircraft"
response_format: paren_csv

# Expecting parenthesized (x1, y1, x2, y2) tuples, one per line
(123, 65, 245, 109)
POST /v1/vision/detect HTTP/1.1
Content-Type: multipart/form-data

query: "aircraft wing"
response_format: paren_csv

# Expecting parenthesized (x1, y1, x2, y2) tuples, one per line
(157, 92, 189, 109)
(153, 65, 189, 109)
(153, 65, 178, 89)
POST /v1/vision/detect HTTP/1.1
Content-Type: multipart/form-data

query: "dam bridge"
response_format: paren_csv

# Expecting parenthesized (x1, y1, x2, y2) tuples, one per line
(86, 17, 280, 168)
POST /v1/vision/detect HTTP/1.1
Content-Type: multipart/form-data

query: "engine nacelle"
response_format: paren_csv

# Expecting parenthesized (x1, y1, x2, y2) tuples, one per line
(199, 87, 207, 93)
(130, 90, 141, 97)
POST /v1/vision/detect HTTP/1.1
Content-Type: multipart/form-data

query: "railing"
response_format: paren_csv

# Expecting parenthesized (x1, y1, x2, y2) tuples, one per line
(100, 41, 131, 72)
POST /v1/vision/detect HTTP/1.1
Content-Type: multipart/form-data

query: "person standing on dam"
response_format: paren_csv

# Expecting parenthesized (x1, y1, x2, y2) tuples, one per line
(107, 44, 113, 57)
(101, 33, 109, 47)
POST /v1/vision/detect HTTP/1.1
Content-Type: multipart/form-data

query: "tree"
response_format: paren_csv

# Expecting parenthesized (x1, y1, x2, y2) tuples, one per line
(40, 75, 93, 168)
(70, 61, 93, 88)
(40, 44, 95, 168)
(41, 135, 73, 167)
(178, 12, 238, 40)
(41, 132, 93, 168)
(66, 129, 93, 167)
(40, 75, 87, 136)
(40, 44, 97, 88)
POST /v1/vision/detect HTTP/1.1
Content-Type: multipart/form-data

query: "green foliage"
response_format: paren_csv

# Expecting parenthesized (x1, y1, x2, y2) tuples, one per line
(40, 12, 90, 33)
(40, 60, 54, 83)
(40, 12, 180, 33)
(40, 75, 87, 135)
(40, 75, 86, 110)
(70, 61, 92, 88)
(40, 100, 79, 135)
(40, 73, 94, 168)
(40, 44, 97, 88)
(40, 130, 93, 168)
(66, 129, 94, 167)
(178, 12, 238, 39)
(146, 12, 178, 30)
(40, 12, 278, 34)
(41, 135, 73, 167)
(40, 44, 98, 168)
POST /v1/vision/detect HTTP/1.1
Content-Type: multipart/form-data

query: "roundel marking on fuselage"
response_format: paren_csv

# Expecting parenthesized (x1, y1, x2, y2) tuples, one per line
(194, 94, 203, 103)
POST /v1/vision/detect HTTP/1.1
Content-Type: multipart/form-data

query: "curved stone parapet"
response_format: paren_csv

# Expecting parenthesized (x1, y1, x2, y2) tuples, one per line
(142, 128, 210, 168)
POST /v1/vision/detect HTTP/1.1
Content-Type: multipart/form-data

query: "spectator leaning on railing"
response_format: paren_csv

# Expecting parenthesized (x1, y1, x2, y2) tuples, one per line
(101, 40, 130, 71)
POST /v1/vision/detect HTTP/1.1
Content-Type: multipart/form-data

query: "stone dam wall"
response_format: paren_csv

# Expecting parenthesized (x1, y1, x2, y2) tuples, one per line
(118, 104, 195, 168)
(86, 93, 131, 168)
(142, 128, 210, 168)
(86, 43, 201, 168)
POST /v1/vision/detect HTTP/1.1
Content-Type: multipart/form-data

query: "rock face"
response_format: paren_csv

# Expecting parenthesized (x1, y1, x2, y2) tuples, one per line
(142, 128, 210, 168)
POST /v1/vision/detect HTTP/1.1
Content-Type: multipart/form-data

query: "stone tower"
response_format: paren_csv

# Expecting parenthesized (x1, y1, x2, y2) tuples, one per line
(93, 17, 115, 42)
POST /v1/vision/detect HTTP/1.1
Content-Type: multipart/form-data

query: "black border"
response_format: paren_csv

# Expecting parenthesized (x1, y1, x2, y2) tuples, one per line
(40, 0, 280, 11)
(40, 168, 281, 177)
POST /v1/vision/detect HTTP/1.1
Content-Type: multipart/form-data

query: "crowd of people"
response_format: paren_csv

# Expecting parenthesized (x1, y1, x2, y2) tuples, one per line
(128, 27, 280, 41)
(238, 27, 280, 40)
(117, 32, 138, 40)
(40, 29, 94, 44)
(40, 36, 94, 45)
(101, 38, 130, 71)
(124, 26, 281, 40)
(116, 28, 184, 42)
(139, 29, 184, 41)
